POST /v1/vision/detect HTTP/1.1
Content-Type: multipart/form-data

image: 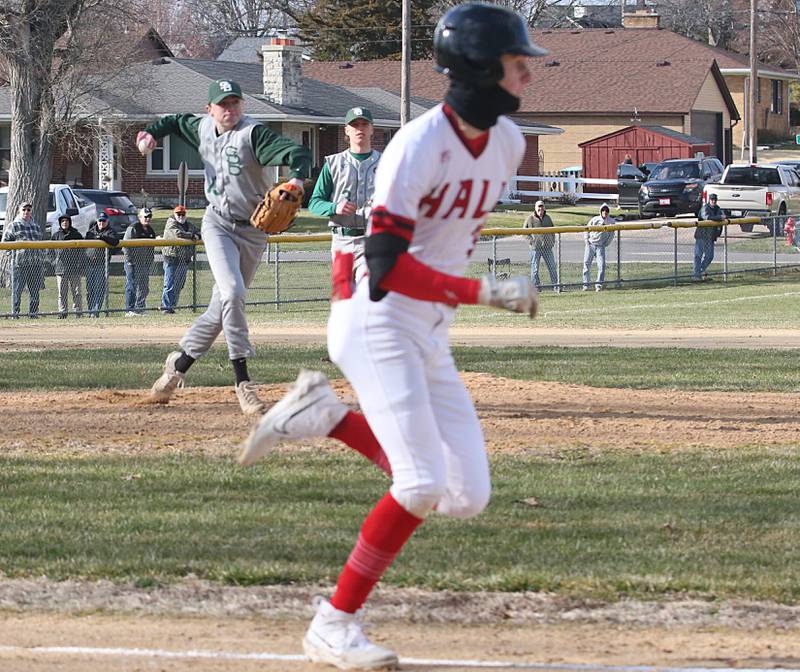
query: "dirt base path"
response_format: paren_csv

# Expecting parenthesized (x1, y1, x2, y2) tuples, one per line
(2, 603, 800, 672)
(0, 323, 798, 349)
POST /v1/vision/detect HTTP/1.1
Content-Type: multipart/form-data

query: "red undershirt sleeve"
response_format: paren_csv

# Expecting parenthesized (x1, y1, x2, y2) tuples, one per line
(379, 252, 480, 306)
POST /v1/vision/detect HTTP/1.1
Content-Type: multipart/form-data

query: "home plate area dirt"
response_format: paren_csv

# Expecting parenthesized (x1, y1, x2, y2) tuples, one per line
(1, 374, 799, 671)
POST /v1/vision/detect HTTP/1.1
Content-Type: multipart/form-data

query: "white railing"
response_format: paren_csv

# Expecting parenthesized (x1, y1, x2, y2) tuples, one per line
(503, 174, 619, 203)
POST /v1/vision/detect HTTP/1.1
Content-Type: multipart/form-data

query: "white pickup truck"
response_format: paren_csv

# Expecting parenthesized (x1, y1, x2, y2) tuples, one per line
(0, 184, 96, 237)
(703, 163, 800, 232)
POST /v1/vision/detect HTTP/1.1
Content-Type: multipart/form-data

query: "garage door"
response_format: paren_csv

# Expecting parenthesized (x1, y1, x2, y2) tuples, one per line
(690, 111, 724, 161)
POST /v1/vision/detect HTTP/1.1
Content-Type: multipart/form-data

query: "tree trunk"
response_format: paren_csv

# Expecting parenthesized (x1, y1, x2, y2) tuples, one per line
(3, 1, 75, 236)
(7, 58, 55, 237)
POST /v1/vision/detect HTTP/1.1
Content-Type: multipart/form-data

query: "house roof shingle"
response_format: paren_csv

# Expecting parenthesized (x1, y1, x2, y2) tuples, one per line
(305, 28, 797, 118)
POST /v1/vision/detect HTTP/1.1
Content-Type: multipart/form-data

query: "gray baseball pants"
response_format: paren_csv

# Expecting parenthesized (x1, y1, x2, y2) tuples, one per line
(179, 206, 267, 360)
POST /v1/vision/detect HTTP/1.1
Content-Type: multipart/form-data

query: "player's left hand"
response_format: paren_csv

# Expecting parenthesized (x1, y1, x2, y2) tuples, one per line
(477, 274, 538, 318)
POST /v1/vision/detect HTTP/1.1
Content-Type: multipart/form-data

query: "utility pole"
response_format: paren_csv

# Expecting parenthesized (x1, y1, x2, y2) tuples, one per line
(748, 0, 758, 163)
(400, 0, 411, 126)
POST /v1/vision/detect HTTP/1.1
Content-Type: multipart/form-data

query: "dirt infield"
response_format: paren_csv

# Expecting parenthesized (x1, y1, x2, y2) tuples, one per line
(1, 370, 800, 670)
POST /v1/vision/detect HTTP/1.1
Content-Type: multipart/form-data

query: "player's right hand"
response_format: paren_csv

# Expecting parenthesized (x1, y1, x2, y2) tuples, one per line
(477, 274, 538, 318)
(136, 131, 156, 156)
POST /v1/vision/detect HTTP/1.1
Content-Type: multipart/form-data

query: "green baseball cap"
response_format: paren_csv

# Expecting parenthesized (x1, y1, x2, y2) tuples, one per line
(345, 107, 373, 124)
(208, 79, 243, 105)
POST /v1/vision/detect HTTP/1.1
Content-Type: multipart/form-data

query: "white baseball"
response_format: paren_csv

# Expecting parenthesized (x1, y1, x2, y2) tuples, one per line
(138, 138, 153, 155)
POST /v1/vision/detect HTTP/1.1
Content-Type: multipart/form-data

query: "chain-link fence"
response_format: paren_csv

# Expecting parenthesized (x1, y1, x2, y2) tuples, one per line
(0, 216, 797, 318)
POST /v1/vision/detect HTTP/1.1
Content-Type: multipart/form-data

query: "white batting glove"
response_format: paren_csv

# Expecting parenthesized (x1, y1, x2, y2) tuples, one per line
(136, 131, 156, 156)
(477, 274, 538, 318)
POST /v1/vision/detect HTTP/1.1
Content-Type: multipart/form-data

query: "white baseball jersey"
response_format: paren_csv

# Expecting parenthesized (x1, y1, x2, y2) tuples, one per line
(369, 103, 525, 277)
(328, 104, 526, 521)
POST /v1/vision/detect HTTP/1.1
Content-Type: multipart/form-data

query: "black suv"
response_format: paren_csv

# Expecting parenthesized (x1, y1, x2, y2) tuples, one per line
(637, 157, 724, 218)
(617, 162, 657, 209)
(74, 189, 138, 235)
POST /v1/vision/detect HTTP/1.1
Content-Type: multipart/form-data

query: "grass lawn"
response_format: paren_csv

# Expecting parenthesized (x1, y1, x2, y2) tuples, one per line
(0, 343, 798, 392)
(1, 447, 798, 601)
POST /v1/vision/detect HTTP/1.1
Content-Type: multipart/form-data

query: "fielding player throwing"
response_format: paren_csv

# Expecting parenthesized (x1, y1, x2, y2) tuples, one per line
(240, 4, 543, 669)
(137, 79, 311, 416)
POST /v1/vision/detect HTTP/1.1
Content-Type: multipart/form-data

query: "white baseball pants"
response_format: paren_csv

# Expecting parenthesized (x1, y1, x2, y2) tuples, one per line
(328, 281, 491, 519)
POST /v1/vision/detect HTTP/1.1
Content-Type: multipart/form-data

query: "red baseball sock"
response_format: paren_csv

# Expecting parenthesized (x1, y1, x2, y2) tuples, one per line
(328, 411, 391, 476)
(331, 492, 422, 614)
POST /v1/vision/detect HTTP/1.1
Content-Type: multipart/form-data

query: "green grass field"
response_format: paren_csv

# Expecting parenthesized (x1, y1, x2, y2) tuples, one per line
(2, 447, 798, 601)
(0, 341, 799, 602)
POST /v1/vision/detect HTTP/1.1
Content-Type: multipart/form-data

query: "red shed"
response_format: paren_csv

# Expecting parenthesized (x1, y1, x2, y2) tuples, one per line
(579, 126, 715, 180)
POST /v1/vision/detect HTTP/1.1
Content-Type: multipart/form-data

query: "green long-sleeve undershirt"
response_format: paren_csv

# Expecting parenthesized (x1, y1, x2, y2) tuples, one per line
(145, 114, 311, 180)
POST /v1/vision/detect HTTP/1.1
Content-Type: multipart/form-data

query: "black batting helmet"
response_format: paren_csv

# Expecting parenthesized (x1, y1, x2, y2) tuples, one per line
(434, 3, 547, 86)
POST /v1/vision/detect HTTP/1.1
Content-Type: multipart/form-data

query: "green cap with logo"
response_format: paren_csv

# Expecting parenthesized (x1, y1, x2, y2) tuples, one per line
(345, 107, 373, 124)
(208, 79, 243, 105)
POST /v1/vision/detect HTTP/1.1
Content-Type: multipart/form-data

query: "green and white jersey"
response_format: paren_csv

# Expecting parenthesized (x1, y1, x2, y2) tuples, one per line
(145, 113, 311, 223)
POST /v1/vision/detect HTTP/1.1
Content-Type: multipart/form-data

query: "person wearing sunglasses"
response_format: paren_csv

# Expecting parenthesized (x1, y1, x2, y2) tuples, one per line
(122, 207, 156, 315)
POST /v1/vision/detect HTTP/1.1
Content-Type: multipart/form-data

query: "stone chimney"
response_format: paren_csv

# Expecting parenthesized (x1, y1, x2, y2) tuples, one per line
(262, 37, 303, 106)
(622, 9, 661, 29)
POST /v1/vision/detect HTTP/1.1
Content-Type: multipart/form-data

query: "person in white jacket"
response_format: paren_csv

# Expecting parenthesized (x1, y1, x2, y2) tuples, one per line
(582, 203, 615, 291)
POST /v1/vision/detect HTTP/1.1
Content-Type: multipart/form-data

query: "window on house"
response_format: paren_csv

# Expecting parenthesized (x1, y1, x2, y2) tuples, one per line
(0, 125, 10, 176)
(756, 76, 761, 103)
(147, 135, 203, 173)
(772, 80, 783, 114)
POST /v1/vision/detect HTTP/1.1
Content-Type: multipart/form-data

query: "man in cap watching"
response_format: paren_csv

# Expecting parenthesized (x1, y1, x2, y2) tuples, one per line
(136, 78, 311, 415)
(1, 201, 44, 318)
(309, 106, 381, 282)
(694, 193, 725, 281)
(523, 200, 558, 291)
(84, 212, 120, 316)
(161, 204, 201, 313)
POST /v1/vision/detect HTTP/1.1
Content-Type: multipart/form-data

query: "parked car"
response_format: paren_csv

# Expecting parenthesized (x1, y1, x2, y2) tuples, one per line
(617, 162, 657, 209)
(73, 188, 138, 235)
(0, 184, 95, 237)
(704, 163, 800, 233)
(637, 157, 724, 218)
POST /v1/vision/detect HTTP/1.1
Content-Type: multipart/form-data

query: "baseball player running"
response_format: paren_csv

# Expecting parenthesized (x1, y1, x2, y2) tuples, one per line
(137, 79, 311, 416)
(238, 4, 544, 669)
(309, 106, 380, 283)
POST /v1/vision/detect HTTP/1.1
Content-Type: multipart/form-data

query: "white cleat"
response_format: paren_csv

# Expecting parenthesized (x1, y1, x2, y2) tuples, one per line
(238, 369, 348, 467)
(235, 380, 268, 417)
(303, 598, 398, 671)
(150, 351, 184, 403)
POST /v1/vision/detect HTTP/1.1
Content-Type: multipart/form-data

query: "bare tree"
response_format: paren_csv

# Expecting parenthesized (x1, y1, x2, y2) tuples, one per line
(0, 0, 145, 231)
(655, 0, 738, 49)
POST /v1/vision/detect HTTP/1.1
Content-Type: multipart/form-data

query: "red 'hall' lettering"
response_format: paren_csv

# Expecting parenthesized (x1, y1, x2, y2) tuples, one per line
(442, 179, 473, 219)
(419, 184, 450, 218)
(472, 180, 493, 219)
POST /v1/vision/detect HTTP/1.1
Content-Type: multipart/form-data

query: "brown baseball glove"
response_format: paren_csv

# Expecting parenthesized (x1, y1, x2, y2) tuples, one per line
(250, 182, 304, 234)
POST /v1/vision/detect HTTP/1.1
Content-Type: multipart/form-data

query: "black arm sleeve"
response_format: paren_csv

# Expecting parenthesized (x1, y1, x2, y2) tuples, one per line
(365, 232, 410, 302)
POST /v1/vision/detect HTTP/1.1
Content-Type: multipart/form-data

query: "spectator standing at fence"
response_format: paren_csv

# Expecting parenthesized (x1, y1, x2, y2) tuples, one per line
(309, 107, 381, 282)
(85, 213, 120, 317)
(137, 78, 311, 416)
(582, 203, 615, 291)
(51, 214, 86, 318)
(161, 205, 201, 313)
(1, 202, 43, 318)
(693, 193, 725, 282)
(523, 200, 558, 292)
(123, 207, 156, 316)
